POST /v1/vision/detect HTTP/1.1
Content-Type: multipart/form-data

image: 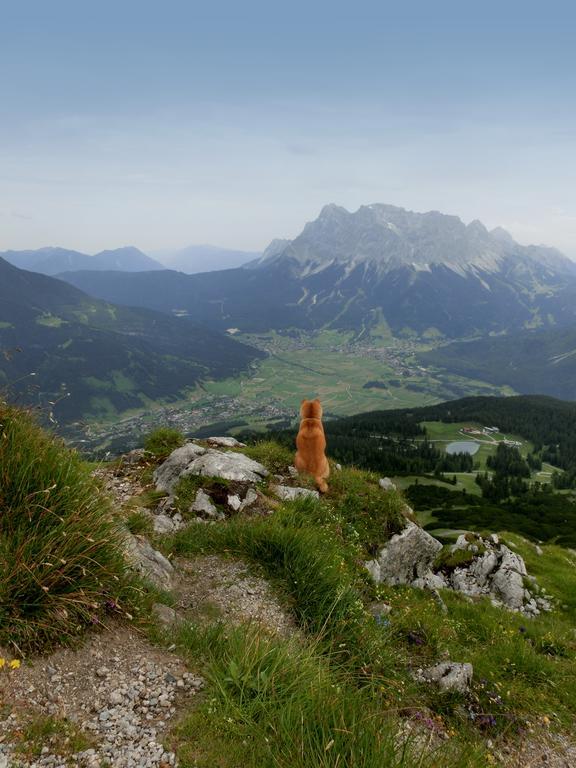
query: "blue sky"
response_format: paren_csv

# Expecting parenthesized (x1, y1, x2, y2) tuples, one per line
(1, 0, 575, 256)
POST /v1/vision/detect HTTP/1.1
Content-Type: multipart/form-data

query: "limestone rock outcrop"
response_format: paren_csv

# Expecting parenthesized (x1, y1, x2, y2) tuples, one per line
(366, 527, 551, 617)
(153, 443, 206, 493)
(181, 448, 268, 483)
(365, 522, 442, 585)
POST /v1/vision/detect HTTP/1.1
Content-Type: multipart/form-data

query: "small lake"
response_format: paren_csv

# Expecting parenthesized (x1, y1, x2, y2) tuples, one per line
(446, 441, 480, 456)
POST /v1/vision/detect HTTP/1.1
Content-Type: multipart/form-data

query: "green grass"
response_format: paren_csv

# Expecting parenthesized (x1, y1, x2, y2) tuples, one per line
(170, 499, 372, 661)
(11, 715, 93, 760)
(168, 623, 486, 768)
(0, 403, 133, 652)
(241, 440, 295, 474)
(393, 473, 482, 496)
(125, 508, 154, 536)
(35, 313, 66, 328)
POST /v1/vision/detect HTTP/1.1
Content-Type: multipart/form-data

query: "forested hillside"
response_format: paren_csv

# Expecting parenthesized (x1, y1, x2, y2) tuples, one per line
(421, 327, 576, 400)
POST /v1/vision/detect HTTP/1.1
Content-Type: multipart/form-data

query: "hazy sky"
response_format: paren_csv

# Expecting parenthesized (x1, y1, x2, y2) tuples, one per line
(1, 0, 576, 257)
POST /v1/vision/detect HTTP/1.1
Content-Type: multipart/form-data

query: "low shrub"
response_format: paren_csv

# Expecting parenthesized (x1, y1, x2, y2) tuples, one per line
(143, 427, 185, 458)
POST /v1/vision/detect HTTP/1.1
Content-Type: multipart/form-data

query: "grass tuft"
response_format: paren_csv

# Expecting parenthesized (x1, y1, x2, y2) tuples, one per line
(143, 427, 185, 459)
(0, 403, 131, 653)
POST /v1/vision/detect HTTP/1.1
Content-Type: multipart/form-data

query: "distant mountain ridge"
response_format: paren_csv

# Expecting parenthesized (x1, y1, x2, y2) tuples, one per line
(0, 258, 264, 422)
(59, 203, 576, 338)
(255, 203, 575, 277)
(1, 246, 164, 275)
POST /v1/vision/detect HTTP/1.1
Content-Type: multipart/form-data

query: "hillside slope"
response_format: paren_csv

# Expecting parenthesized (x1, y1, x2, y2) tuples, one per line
(0, 258, 264, 422)
(420, 327, 576, 400)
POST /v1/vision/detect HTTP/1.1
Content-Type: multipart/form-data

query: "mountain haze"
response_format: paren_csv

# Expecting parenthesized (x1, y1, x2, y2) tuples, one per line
(154, 244, 260, 274)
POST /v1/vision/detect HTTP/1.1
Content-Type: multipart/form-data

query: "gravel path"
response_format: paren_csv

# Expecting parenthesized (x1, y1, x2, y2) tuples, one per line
(0, 627, 203, 768)
(174, 554, 298, 637)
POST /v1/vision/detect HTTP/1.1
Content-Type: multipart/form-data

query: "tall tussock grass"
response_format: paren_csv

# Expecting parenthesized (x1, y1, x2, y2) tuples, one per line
(174, 623, 401, 768)
(0, 403, 128, 653)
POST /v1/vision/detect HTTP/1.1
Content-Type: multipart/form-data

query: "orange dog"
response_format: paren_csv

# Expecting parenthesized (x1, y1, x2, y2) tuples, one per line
(294, 398, 330, 493)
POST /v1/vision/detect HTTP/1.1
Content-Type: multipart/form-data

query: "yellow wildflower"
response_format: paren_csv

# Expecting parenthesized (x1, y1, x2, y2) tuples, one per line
(0, 658, 5, 669)
(9, 659, 21, 670)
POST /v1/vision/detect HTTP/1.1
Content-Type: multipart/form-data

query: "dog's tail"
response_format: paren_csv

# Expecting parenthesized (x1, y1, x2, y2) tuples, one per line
(315, 476, 329, 494)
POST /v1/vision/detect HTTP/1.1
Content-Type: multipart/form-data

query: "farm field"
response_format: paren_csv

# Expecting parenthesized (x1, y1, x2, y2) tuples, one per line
(205, 331, 513, 420)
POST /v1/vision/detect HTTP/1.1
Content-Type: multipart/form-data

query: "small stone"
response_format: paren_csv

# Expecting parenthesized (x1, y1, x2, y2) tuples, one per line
(239, 488, 259, 511)
(227, 494, 242, 511)
(153, 514, 176, 534)
(108, 690, 123, 706)
(189, 489, 224, 520)
(271, 485, 319, 501)
(378, 477, 396, 491)
(417, 662, 473, 693)
(206, 436, 246, 448)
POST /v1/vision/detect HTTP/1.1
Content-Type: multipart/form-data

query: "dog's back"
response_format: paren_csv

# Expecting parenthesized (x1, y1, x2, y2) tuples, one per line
(294, 399, 330, 492)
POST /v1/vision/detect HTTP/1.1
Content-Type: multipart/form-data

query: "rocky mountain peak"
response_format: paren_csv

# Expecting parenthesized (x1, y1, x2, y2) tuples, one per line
(257, 203, 575, 279)
(490, 226, 516, 245)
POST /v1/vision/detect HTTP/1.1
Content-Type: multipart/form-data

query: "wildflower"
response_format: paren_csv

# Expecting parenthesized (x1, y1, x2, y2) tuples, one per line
(9, 659, 21, 670)
(0, 658, 5, 669)
(542, 715, 551, 726)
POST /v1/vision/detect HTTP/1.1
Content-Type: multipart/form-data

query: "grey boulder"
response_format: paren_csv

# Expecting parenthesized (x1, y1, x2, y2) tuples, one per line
(490, 546, 528, 611)
(272, 485, 320, 501)
(153, 443, 206, 493)
(182, 449, 268, 483)
(416, 662, 473, 693)
(207, 436, 247, 448)
(124, 534, 174, 590)
(366, 522, 442, 585)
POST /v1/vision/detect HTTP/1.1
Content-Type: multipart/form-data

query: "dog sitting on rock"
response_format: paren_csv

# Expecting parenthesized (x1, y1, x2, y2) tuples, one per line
(294, 398, 330, 493)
